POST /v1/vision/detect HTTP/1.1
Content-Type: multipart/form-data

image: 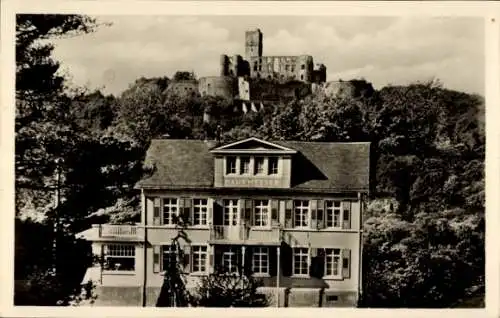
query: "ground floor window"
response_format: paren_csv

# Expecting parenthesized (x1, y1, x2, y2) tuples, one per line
(162, 245, 177, 271)
(192, 245, 208, 273)
(252, 247, 269, 275)
(325, 248, 341, 277)
(222, 247, 238, 274)
(293, 247, 309, 276)
(104, 244, 135, 271)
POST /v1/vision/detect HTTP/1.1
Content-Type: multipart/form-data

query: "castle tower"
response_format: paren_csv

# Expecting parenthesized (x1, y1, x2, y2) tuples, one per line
(220, 54, 229, 76)
(245, 29, 263, 59)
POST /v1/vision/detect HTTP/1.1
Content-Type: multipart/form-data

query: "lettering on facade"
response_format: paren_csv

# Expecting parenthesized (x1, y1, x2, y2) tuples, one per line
(225, 178, 280, 187)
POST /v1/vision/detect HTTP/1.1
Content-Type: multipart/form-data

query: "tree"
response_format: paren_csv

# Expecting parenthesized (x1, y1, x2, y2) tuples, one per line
(156, 214, 192, 307)
(173, 71, 196, 81)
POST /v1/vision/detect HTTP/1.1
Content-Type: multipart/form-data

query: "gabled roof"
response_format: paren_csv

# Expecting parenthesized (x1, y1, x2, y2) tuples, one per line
(210, 137, 297, 154)
(136, 138, 370, 193)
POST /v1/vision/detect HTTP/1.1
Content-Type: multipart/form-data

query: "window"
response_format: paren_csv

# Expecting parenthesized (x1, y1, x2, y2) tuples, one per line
(226, 156, 237, 174)
(300, 75, 304, 80)
(163, 198, 178, 225)
(326, 295, 338, 302)
(162, 245, 177, 271)
(325, 248, 342, 277)
(291, 65, 295, 72)
(104, 244, 135, 271)
(252, 247, 269, 275)
(223, 199, 238, 226)
(254, 200, 269, 227)
(294, 200, 309, 227)
(326, 201, 342, 228)
(193, 199, 208, 226)
(293, 247, 309, 276)
(301, 64, 305, 70)
(254, 157, 265, 175)
(240, 157, 250, 174)
(192, 246, 208, 273)
(222, 247, 238, 274)
(268, 157, 278, 175)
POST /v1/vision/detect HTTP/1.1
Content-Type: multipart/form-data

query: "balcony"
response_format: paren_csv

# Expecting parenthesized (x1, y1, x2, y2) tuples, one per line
(77, 224, 144, 241)
(98, 224, 139, 237)
(209, 222, 282, 245)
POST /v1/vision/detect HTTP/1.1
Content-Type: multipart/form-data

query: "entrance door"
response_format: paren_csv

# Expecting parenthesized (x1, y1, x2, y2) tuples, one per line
(223, 199, 240, 240)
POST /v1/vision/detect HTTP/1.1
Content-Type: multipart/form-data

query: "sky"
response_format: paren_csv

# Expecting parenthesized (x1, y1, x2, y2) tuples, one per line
(51, 15, 485, 96)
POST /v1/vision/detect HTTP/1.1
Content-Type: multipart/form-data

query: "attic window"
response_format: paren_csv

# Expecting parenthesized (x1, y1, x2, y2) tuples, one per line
(268, 157, 278, 175)
(226, 156, 237, 174)
(254, 157, 265, 175)
(240, 157, 250, 175)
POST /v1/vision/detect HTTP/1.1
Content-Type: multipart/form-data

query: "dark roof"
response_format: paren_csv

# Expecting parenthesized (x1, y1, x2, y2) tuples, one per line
(136, 139, 370, 193)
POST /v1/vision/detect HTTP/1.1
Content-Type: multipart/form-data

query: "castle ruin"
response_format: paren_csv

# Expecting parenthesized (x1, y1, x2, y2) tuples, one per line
(166, 29, 367, 111)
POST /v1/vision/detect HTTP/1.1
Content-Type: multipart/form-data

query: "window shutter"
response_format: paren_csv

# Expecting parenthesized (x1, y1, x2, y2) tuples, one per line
(178, 198, 185, 225)
(310, 248, 324, 279)
(285, 200, 293, 228)
(208, 199, 213, 225)
(182, 198, 192, 225)
(240, 199, 247, 225)
(310, 200, 318, 229)
(318, 248, 325, 277)
(279, 200, 286, 225)
(271, 200, 279, 224)
(183, 245, 191, 273)
(153, 245, 161, 273)
(153, 198, 161, 225)
(342, 201, 351, 229)
(311, 247, 318, 257)
(209, 246, 215, 273)
(280, 244, 293, 277)
(317, 200, 324, 229)
(213, 199, 223, 226)
(245, 199, 253, 226)
(237, 247, 243, 274)
(342, 249, 351, 279)
(244, 247, 253, 275)
(269, 246, 277, 276)
(214, 247, 223, 273)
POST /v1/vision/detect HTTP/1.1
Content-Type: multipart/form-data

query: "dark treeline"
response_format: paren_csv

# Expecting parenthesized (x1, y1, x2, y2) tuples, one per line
(15, 15, 484, 307)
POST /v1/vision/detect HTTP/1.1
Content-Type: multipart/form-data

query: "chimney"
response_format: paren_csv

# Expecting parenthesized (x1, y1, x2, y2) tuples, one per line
(215, 125, 223, 143)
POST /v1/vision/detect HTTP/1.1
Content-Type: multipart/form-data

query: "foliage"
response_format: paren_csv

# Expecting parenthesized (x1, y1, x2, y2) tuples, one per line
(192, 271, 269, 307)
(173, 71, 196, 81)
(14, 218, 94, 306)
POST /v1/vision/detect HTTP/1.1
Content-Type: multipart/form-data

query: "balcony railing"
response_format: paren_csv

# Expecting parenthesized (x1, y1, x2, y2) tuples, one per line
(93, 224, 140, 238)
(210, 224, 248, 241)
(209, 222, 282, 243)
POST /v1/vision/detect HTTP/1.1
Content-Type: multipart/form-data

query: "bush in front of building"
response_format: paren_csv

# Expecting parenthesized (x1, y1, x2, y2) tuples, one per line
(191, 270, 269, 307)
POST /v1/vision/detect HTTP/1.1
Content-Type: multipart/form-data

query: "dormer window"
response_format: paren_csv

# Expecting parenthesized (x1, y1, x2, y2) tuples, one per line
(254, 157, 265, 175)
(240, 156, 251, 174)
(268, 157, 279, 175)
(226, 156, 237, 174)
(210, 137, 297, 188)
